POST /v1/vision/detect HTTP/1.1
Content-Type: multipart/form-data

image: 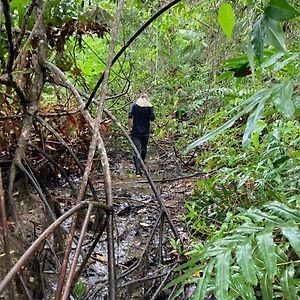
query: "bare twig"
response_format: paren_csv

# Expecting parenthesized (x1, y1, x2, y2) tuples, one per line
(149, 264, 177, 300)
(0, 201, 112, 294)
(1, 0, 14, 72)
(62, 203, 94, 299)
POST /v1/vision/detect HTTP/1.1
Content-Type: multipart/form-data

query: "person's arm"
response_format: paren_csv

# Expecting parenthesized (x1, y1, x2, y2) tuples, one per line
(128, 117, 133, 134)
(128, 103, 134, 134)
(150, 107, 155, 121)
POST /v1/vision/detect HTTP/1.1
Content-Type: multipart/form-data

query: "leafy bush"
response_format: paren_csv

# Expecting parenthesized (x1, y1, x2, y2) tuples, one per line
(168, 200, 300, 299)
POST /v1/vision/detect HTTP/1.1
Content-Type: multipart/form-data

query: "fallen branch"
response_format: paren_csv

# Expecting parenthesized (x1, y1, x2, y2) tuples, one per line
(0, 201, 112, 294)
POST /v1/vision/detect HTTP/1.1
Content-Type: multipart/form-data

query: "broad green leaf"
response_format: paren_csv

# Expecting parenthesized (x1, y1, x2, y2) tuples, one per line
(256, 228, 277, 279)
(217, 71, 235, 81)
(236, 224, 264, 234)
(280, 264, 296, 300)
(11, 0, 31, 26)
(272, 81, 295, 118)
(218, 3, 235, 40)
(215, 251, 231, 300)
(245, 208, 283, 225)
(164, 264, 201, 288)
(186, 89, 271, 151)
(265, 0, 300, 21)
(251, 14, 269, 60)
(281, 221, 300, 257)
(267, 19, 287, 53)
(242, 100, 265, 147)
(261, 52, 284, 68)
(260, 272, 274, 300)
(215, 235, 246, 246)
(192, 259, 215, 300)
(236, 242, 257, 285)
(274, 53, 299, 72)
(266, 201, 300, 222)
(223, 56, 249, 69)
(230, 273, 256, 300)
(203, 247, 229, 259)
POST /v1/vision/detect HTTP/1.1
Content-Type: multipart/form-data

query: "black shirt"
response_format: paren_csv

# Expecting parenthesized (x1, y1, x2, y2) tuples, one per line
(128, 102, 155, 136)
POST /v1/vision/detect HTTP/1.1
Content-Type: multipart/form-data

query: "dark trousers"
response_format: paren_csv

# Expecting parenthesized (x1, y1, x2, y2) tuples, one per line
(131, 135, 149, 175)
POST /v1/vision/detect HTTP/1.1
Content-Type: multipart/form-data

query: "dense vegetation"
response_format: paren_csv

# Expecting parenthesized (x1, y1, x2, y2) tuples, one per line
(0, 0, 299, 299)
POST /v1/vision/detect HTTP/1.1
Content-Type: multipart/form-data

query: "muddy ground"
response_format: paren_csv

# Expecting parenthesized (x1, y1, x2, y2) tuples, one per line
(0, 144, 202, 299)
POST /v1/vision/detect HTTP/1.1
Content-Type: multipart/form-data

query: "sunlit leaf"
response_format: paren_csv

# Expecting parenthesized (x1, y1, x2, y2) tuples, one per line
(274, 53, 299, 71)
(218, 3, 235, 40)
(217, 71, 235, 81)
(261, 52, 285, 68)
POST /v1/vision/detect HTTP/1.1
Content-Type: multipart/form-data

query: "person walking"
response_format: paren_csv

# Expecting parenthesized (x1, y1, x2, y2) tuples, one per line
(128, 94, 155, 176)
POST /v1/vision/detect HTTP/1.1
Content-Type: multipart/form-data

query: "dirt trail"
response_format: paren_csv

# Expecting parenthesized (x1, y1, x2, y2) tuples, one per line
(0, 147, 197, 299)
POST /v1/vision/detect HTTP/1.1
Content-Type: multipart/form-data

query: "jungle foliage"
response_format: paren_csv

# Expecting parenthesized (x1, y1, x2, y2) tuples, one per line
(164, 0, 300, 299)
(0, 0, 299, 299)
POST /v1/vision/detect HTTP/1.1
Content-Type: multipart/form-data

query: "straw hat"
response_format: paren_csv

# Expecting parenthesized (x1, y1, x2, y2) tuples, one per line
(136, 94, 152, 107)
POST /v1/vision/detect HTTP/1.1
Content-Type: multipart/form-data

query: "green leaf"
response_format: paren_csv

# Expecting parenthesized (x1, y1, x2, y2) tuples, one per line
(217, 71, 235, 81)
(281, 221, 300, 257)
(215, 251, 231, 300)
(186, 89, 271, 151)
(256, 228, 277, 279)
(280, 264, 296, 300)
(230, 273, 256, 300)
(215, 235, 246, 246)
(236, 242, 258, 285)
(260, 272, 274, 300)
(236, 224, 264, 234)
(242, 100, 265, 147)
(244, 208, 283, 225)
(272, 81, 295, 118)
(192, 259, 215, 300)
(253, 120, 267, 148)
(261, 52, 285, 68)
(274, 53, 299, 71)
(251, 14, 269, 60)
(267, 19, 288, 53)
(164, 264, 201, 289)
(218, 3, 235, 40)
(265, 0, 300, 21)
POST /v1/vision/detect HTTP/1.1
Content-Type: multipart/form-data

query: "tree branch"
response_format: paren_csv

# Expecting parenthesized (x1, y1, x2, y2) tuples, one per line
(85, 0, 182, 109)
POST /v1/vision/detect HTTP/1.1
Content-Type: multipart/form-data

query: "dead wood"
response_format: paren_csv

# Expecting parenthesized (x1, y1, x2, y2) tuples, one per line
(0, 201, 112, 294)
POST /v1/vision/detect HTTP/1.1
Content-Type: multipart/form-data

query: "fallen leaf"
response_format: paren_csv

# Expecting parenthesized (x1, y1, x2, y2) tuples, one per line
(92, 253, 106, 262)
